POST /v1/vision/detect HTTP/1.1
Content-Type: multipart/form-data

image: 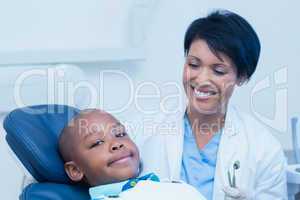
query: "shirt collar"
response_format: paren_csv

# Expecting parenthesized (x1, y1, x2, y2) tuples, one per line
(89, 173, 160, 200)
(89, 180, 126, 200)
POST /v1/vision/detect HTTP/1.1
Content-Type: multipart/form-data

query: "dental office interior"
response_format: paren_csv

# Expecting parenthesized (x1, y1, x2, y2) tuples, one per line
(0, 0, 299, 199)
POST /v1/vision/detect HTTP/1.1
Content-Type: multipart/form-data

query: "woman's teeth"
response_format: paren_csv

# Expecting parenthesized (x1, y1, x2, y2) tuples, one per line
(194, 88, 215, 97)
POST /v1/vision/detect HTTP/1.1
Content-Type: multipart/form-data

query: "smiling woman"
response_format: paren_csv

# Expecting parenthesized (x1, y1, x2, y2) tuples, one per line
(183, 39, 239, 116)
(140, 10, 287, 200)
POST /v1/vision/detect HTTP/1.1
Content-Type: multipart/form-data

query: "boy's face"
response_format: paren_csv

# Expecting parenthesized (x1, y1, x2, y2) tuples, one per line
(66, 111, 140, 186)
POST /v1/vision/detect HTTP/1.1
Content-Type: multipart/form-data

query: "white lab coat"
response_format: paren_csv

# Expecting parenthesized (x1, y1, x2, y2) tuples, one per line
(138, 105, 287, 200)
(95, 181, 206, 200)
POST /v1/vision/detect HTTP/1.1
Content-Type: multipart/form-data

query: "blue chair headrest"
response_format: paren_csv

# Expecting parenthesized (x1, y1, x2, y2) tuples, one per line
(21, 183, 89, 200)
(3, 104, 80, 183)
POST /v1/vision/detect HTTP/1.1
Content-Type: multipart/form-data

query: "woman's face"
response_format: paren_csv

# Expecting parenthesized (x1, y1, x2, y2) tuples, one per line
(183, 39, 240, 115)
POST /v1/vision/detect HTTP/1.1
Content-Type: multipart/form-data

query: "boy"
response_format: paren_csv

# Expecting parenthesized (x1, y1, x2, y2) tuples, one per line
(59, 109, 206, 200)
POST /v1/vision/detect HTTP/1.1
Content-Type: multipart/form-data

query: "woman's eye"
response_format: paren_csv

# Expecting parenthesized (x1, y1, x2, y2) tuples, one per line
(90, 139, 104, 149)
(214, 70, 225, 75)
(214, 67, 226, 75)
(116, 132, 127, 137)
(188, 62, 199, 68)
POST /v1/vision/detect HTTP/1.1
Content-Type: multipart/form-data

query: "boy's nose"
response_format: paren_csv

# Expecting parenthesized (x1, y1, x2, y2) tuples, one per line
(110, 143, 124, 151)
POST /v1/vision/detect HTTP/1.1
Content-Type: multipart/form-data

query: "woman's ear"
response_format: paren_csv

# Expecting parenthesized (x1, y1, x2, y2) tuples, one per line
(64, 161, 84, 182)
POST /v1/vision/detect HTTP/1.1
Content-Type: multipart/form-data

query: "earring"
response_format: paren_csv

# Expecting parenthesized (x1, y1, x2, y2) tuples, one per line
(237, 79, 246, 86)
(237, 76, 247, 86)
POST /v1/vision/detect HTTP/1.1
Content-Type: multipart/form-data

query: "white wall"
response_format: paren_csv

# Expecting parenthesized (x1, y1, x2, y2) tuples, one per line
(0, 0, 299, 199)
(0, 0, 133, 51)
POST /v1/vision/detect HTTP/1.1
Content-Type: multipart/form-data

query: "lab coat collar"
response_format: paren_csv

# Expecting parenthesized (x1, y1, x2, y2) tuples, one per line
(213, 106, 249, 199)
(222, 105, 239, 137)
(163, 111, 185, 181)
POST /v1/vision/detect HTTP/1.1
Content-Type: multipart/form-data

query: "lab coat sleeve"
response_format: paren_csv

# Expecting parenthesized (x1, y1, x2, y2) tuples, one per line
(253, 135, 288, 200)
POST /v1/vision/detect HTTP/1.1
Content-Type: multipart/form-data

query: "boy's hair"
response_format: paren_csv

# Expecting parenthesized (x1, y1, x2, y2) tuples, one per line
(184, 10, 261, 80)
(58, 116, 78, 163)
(58, 109, 96, 162)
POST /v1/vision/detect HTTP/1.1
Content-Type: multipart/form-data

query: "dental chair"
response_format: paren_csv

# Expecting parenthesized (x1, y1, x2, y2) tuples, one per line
(287, 117, 300, 200)
(3, 104, 90, 200)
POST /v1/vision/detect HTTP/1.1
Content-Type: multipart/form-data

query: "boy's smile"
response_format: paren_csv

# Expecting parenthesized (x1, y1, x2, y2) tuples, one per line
(108, 150, 135, 167)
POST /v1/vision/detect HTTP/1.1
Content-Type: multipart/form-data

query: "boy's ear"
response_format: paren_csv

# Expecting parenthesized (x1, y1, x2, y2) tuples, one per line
(64, 161, 84, 182)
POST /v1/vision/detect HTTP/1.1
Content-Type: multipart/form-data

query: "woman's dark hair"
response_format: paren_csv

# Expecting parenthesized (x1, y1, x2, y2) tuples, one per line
(184, 10, 261, 80)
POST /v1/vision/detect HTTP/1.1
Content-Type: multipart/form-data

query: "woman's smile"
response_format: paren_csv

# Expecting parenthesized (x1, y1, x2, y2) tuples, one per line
(190, 83, 218, 100)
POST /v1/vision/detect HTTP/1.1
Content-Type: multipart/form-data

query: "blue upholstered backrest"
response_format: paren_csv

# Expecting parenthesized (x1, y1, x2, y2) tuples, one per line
(3, 105, 90, 199)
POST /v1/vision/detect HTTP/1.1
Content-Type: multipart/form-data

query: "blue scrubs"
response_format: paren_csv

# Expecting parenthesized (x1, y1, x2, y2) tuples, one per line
(180, 114, 222, 200)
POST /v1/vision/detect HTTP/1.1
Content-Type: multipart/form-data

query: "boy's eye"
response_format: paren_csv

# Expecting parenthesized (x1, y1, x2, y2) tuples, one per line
(116, 132, 127, 137)
(90, 139, 104, 149)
